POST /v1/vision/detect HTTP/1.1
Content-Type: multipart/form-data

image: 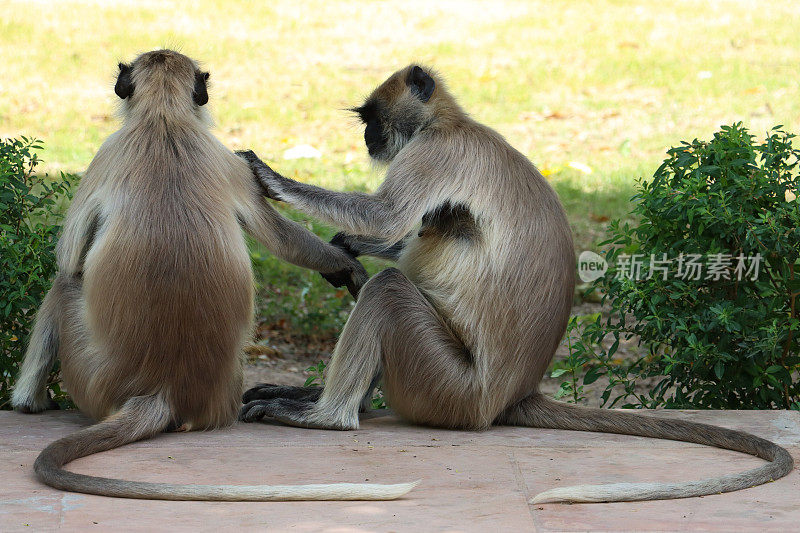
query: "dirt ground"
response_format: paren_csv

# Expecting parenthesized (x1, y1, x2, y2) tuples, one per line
(243, 301, 651, 408)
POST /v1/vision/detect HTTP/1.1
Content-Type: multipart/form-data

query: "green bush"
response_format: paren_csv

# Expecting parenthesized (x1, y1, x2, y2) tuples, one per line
(0, 137, 75, 409)
(560, 123, 800, 409)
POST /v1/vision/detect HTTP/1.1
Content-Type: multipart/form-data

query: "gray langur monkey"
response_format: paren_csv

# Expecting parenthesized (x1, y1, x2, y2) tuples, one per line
(10, 49, 416, 501)
(238, 65, 794, 504)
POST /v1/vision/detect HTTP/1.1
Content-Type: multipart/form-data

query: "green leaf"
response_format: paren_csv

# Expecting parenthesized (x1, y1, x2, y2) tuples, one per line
(583, 367, 604, 385)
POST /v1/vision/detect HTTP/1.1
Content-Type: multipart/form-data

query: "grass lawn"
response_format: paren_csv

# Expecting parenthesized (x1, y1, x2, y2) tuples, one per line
(3, 0, 800, 339)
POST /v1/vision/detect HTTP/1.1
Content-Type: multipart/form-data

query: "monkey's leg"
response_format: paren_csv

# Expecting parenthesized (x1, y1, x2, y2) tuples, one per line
(359, 372, 382, 413)
(240, 268, 482, 430)
(11, 278, 64, 413)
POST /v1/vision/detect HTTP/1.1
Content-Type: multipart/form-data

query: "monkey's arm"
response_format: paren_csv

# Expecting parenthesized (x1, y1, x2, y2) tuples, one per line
(238, 150, 439, 244)
(330, 232, 405, 261)
(239, 196, 368, 297)
(56, 193, 102, 276)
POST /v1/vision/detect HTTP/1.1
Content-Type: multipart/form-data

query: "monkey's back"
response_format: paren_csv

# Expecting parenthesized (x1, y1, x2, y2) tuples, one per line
(63, 125, 252, 428)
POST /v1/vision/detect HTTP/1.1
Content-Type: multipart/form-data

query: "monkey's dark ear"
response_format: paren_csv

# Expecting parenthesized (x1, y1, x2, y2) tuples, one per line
(193, 71, 210, 106)
(114, 63, 134, 100)
(406, 66, 435, 102)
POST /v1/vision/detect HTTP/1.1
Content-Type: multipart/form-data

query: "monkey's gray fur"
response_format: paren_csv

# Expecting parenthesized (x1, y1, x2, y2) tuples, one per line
(239, 64, 794, 504)
(11, 49, 415, 501)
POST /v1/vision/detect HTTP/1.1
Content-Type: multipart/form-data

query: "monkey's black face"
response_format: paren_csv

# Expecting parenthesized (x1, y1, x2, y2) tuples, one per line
(354, 101, 387, 160)
(364, 117, 383, 156)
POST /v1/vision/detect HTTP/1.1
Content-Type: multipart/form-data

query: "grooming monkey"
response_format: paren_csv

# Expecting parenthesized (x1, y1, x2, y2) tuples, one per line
(10, 49, 416, 501)
(239, 65, 794, 504)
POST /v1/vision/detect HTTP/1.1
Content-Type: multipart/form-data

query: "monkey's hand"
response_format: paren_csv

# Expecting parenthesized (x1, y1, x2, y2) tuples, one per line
(330, 232, 360, 258)
(236, 149, 285, 201)
(321, 255, 369, 300)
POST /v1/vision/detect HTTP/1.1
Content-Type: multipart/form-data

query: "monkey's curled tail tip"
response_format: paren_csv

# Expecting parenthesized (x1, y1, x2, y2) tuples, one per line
(530, 485, 614, 504)
(530, 487, 583, 505)
(341, 479, 420, 500)
(390, 479, 421, 498)
(399, 479, 422, 495)
(530, 481, 683, 504)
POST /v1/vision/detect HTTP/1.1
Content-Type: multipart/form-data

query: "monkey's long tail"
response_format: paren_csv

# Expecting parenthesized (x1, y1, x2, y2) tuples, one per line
(34, 394, 417, 501)
(500, 393, 794, 504)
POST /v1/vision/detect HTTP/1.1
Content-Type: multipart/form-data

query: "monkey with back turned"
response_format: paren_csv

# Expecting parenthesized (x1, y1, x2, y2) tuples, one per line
(12, 49, 415, 501)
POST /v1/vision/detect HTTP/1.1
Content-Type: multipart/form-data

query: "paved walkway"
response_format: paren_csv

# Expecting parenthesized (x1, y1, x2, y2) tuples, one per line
(1, 409, 798, 532)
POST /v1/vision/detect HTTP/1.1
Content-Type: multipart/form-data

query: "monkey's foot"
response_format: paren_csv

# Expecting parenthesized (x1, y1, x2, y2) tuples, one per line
(239, 398, 312, 426)
(11, 394, 58, 414)
(239, 398, 356, 430)
(242, 384, 323, 404)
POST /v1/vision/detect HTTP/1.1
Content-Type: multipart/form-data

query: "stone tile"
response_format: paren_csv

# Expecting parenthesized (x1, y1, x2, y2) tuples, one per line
(2, 446, 533, 532)
(7, 410, 798, 451)
(1, 410, 798, 532)
(514, 445, 800, 532)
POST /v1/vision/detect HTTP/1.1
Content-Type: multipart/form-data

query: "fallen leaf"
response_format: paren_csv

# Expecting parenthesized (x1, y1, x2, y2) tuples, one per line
(544, 110, 568, 120)
(244, 344, 283, 360)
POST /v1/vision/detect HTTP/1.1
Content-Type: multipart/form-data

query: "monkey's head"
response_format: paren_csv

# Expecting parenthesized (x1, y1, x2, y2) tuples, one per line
(353, 65, 459, 162)
(115, 49, 210, 120)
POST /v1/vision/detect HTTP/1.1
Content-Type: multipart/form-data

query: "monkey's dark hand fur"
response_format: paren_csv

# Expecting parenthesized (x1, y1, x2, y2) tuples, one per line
(319, 234, 368, 298)
(330, 232, 360, 258)
(322, 232, 365, 297)
(236, 149, 285, 201)
(321, 257, 368, 300)
(327, 232, 406, 262)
